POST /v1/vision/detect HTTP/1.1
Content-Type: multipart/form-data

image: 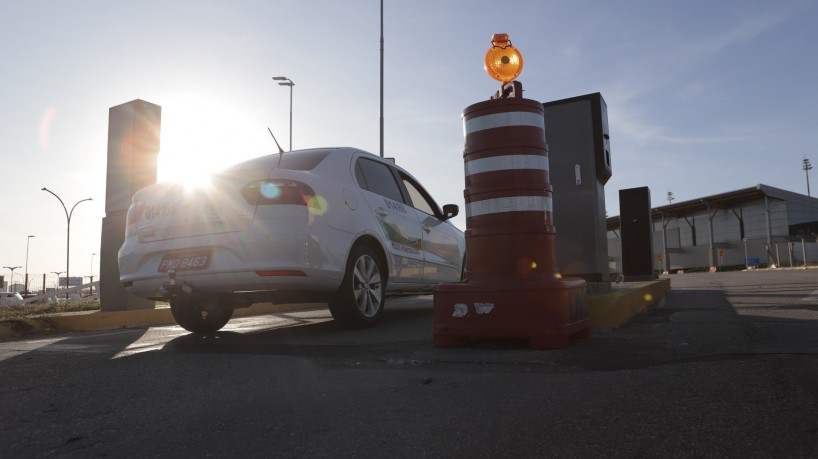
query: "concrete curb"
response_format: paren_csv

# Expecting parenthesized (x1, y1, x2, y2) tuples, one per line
(588, 278, 671, 330)
(0, 302, 324, 339)
(0, 280, 670, 339)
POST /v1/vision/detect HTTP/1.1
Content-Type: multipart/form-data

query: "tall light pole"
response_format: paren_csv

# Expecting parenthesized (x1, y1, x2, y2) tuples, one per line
(42, 187, 92, 299)
(667, 191, 674, 205)
(272, 76, 294, 151)
(379, 0, 384, 158)
(803, 158, 812, 197)
(25, 235, 35, 294)
(3, 266, 21, 292)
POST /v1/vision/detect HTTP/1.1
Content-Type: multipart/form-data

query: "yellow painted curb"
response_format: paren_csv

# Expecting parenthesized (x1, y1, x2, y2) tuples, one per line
(1, 280, 670, 339)
(0, 302, 326, 338)
(588, 278, 670, 330)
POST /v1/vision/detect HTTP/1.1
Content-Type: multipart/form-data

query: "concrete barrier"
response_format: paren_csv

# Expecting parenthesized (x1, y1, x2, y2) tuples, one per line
(0, 302, 324, 339)
(588, 278, 670, 330)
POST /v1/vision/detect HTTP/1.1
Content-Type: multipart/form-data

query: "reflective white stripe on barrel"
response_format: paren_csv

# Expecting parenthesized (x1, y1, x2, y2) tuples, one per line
(464, 111, 545, 135)
(464, 154, 549, 177)
(466, 195, 553, 218)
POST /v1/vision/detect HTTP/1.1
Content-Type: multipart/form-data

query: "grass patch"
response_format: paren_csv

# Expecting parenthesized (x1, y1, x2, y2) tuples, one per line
(0, 300, 101, 321)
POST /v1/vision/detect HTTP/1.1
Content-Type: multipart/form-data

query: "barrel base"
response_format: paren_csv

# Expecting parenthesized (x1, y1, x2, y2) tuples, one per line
(433, 278, 589, 349)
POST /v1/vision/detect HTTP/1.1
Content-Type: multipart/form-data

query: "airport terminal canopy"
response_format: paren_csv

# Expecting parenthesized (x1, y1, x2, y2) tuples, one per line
(607, 184, 818, 239)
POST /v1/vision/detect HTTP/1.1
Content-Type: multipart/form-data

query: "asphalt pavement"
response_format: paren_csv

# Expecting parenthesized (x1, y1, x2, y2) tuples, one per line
(1, 270, 818, 457)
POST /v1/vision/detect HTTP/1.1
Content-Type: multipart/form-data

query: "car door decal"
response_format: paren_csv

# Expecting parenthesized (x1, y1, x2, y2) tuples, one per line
(378, 198, 422, 255)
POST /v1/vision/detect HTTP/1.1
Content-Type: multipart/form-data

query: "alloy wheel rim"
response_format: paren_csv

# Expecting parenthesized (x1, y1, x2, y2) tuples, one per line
(352, 254, 382, 318)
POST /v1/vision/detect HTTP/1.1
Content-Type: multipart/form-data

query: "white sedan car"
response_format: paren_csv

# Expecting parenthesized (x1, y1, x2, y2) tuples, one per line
(119, 147, 465, 333)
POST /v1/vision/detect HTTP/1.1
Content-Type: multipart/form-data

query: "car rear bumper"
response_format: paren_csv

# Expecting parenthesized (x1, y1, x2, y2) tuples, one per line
(119, 218, 349, 299)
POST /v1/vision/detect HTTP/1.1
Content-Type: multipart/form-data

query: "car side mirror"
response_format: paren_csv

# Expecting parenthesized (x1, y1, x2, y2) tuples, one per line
(442, 204, 459, 220)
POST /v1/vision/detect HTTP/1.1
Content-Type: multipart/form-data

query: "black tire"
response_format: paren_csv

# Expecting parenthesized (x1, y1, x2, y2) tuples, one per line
(329, 244, 386, 328)
(170, 296, 234, 333)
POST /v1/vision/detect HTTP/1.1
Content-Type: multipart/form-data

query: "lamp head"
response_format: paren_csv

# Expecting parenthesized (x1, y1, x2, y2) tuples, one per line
(484, 33, 524, 83)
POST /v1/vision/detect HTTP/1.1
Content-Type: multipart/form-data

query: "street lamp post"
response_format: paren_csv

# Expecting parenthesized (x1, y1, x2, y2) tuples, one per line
(51, 271, 64, 293)
(272, 76, 294, 151)
(90, 252, 96, 296)
(25, 235, 35, 294)
(42, 187, 92, 299)
(3, 266, 21, 292)
(803, 158, 812, 197)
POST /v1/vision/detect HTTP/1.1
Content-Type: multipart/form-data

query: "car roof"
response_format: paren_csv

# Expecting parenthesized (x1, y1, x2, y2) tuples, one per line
(222, 147, 411, 176)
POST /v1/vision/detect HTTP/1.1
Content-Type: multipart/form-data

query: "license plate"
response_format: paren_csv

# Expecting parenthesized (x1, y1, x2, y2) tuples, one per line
(158, 250, 212, 273)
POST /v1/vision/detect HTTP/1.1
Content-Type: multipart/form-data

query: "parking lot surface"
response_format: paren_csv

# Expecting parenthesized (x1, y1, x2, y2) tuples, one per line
(1, 270, 817, 457)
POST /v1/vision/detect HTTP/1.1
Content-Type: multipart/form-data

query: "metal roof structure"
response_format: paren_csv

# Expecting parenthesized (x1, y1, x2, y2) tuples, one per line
(607, 184, 818, 231)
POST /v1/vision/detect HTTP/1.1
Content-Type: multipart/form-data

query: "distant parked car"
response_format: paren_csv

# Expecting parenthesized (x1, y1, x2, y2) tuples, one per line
(119, 147, 465, 333)
(0, 292, 24, 307)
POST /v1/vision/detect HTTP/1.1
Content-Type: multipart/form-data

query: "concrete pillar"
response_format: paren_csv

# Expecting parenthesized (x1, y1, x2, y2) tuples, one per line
(100, 100, 161, 311)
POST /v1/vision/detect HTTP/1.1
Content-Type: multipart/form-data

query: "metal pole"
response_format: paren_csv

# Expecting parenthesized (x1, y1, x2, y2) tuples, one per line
(661, 214, 670, 274)
(272, 77, 294, 151)
(42, 188, 92, 300)
(51, 272, 63, 293)
(764, 196, 772, 265)
(803, 238, 808, 267)
(705, 202, 715, 269)
(379, 0, 384, 158)
(25, 235, 34, 294)
(3, 267, 21, 292)
(288, 83, 293, 151)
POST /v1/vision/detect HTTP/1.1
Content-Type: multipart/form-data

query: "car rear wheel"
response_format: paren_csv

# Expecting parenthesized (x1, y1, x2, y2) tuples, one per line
(170, 296, 234, 333)
(329, 244, 385, 328)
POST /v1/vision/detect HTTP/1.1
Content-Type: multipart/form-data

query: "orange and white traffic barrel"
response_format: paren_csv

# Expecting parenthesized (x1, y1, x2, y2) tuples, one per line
(433, 96, 589, 349)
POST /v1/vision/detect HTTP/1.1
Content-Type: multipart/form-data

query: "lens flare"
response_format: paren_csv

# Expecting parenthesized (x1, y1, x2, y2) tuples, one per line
(517, 258, 538, 274)
(644, 293, 653, 302)
(39, 106, 58, 149)
(307, 195, 328, 215)
(554, 273, 563, 279)
(260, 182, 281, 199)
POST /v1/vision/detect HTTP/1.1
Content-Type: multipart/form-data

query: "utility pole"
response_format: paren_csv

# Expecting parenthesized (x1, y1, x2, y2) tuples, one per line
(803, 158, 812, 197)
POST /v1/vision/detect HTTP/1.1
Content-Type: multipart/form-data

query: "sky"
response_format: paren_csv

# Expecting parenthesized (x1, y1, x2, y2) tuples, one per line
(1, 0, 817, 288)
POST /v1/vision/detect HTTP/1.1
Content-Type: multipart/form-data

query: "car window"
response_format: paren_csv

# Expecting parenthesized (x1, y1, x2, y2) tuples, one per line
(220, 149, 332, 176)
(401, 174, 439, 217)
(355, 158, 404, 203)
(278, 149, 332, 170)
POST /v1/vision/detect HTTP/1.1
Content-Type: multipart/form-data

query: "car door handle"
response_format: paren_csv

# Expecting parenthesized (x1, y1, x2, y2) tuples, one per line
(375, 208, 389, 217)
(422, 224, 431, 233)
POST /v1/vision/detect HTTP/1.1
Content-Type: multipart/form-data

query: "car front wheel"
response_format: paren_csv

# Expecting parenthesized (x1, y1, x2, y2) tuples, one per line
(170, 297, 234, 333)
(329, 244, 385, 328)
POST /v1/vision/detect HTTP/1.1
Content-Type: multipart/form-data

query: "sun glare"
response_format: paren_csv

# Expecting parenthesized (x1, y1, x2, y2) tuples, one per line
(157, 96, 265, 186)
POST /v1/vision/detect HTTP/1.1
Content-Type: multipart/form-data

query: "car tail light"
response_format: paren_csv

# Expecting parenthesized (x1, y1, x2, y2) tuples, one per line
(241, 180, 316, 206)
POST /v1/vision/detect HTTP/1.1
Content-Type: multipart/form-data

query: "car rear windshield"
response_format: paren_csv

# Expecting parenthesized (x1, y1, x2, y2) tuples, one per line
(277, 149, 332, 170)
(221, 149, 333, 177)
